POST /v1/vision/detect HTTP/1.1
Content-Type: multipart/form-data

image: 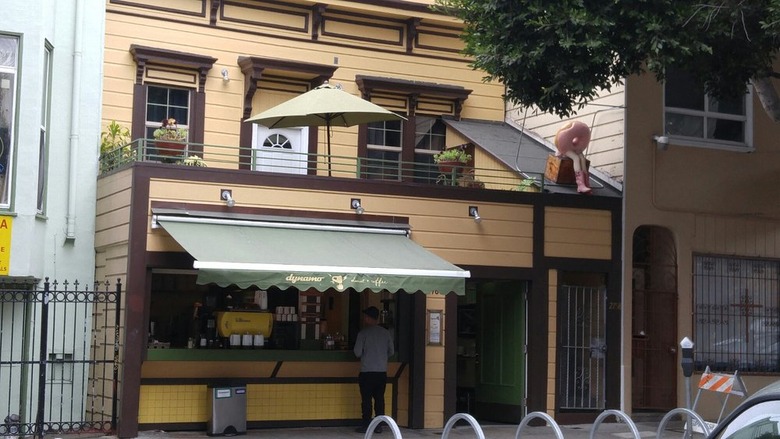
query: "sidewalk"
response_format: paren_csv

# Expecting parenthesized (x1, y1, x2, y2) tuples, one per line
(130, 420, 687, 439)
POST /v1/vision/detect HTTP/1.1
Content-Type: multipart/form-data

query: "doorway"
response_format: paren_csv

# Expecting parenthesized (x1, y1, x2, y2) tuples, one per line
(632, 225, 678, 411)
(458, 281, 527, 423)
(557, 282, 607, 410)
(252, 125, 309, 174)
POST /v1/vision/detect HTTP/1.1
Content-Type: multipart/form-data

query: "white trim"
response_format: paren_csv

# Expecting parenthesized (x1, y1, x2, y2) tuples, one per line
(155, 214, 409, 236)
(193, 260, 470, 278)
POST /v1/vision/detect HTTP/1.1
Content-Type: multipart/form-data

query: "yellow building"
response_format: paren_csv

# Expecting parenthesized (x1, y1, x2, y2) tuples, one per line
(97, 1, 622, 437)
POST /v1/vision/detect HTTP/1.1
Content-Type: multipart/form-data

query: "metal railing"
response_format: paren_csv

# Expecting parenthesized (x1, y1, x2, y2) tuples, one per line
(99, 139, 545, 193)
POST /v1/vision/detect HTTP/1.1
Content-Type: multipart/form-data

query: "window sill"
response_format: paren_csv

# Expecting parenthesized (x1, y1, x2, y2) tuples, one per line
(666, 136, 754, 153)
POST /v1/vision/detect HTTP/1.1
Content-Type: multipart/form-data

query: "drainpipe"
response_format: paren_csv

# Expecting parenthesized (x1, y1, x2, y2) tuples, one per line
(66, 0, 84, 240)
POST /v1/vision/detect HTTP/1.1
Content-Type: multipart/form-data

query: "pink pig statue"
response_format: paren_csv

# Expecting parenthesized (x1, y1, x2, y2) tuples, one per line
(554, 121, 592, 194)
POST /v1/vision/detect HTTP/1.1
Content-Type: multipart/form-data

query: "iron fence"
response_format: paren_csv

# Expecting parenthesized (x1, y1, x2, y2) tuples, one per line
(0, 278, 121, 438)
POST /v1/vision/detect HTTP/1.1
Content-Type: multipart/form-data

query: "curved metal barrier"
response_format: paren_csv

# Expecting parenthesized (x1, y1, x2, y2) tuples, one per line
(514, 411, 565, 439)
(440, 413, 486, 439)
(656, 408, 711, 439)
(364, 415, 403, 439)
(589, 409, 641, 439)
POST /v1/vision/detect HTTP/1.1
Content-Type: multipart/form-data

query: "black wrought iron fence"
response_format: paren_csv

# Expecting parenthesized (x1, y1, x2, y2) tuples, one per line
(0, 278, 121, 438)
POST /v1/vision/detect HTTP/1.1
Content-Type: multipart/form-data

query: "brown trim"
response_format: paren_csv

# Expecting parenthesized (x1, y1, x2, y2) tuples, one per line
(526, 203, 548, 415)
(108, 9, 471, 64)
(443, 293, 458, 420)
(408, 292, 426, 429)
(150, 200, 410, 225)
(221, 0, 310, 34)
(415, 28, 463, 54)
(321, 16, 404, 47)
(357, 75, 472, 103)
(129, 45, 216, 152)
(110, 0, 207, 18)
(339, 0, 443, 15)
(461, 265, 533, 280)
(118, 167, 154, 438)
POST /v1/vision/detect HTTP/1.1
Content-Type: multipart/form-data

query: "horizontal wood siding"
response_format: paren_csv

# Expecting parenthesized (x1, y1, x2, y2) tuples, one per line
(544, 207, 612, 260)
(508, 86, 626, 182)
(103, 2, 505, 156)
(146, 178, 535, 268)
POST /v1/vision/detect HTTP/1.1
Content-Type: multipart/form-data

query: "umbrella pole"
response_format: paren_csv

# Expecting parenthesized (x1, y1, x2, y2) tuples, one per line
(327, 123, 332, 177)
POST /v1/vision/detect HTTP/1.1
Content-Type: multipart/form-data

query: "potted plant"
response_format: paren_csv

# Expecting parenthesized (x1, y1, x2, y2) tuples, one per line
(180, 154, 206, 167)
(153, 117, 188, 156)
(433, 148, 472, 173)
(100, 120, 132, 172)
(516, 177, 542, 193)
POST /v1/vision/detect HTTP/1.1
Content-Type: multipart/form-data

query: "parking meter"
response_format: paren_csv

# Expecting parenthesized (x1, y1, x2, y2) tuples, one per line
(680, 337, 694, 378)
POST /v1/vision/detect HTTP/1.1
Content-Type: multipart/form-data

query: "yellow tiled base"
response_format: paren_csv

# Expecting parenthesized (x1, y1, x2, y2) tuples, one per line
(139, 383, 394, 423)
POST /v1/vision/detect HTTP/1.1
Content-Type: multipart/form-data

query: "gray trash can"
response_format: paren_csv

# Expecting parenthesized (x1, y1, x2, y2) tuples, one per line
(207, 384, 247, 436)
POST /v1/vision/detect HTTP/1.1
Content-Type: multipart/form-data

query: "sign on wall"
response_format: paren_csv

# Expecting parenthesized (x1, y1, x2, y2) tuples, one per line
(0, 215, 12, 274)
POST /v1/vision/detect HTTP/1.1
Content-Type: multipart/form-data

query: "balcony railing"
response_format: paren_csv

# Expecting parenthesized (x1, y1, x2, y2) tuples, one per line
(98, 139, 544, 192)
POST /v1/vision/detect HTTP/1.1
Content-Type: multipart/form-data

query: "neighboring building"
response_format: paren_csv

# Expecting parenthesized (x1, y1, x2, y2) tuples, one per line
(0, 0, 104, 434)
(510, 65, 780, 419)
(97, 1, 622, 437)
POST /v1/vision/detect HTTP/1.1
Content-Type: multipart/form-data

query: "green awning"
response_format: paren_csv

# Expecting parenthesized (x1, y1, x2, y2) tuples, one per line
(156, 216, 469, 295)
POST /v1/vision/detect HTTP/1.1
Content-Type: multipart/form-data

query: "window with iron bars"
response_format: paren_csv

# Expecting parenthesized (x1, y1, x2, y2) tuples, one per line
(694, 255, 780, 373)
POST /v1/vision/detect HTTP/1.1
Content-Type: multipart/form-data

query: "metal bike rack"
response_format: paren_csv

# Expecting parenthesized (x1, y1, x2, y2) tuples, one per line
(364, 415, 403, 439)
(514, 411, 565, 439)
(441, 413, 486, 439)
(656, 408, 711, 439)
(589, 410, 641, 439)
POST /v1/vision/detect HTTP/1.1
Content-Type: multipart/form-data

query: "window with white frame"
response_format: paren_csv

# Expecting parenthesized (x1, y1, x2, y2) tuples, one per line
(366, 118, 403, 180)
(37, 43, 52, 214)
(413, 115, 446, 183)
(694, 255, 779, 372)
(0, 35, 18, 208)
(144, 85, 190, 139)
(664, 68, 752, 150)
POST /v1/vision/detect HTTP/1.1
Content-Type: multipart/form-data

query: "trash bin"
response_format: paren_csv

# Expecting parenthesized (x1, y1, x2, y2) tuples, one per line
(207, 384, 247, 436)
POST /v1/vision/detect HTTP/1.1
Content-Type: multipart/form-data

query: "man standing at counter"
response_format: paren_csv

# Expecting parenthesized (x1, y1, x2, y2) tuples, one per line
(353, 306, 394, 434)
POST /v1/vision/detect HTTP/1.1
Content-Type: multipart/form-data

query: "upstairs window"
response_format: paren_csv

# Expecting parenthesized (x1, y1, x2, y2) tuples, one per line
(366, 118, 403, 180)
(145, 86, 190, 140)
(664, 68, 752, 151)
(0, 35, 18, 208)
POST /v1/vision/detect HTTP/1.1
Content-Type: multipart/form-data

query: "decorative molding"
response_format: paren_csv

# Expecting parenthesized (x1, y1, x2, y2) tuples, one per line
(312, 3, 327, 40)
(406, 18, 420, 53)
(129, 45, 217, 91)
(209, 0, 221, 25)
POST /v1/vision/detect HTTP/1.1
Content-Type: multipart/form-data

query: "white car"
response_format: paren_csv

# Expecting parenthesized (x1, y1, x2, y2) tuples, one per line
(709, 380, 780, 439)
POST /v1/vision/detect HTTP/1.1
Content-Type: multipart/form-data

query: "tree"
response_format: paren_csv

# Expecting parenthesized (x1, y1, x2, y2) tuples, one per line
(437, 0, 780, 121)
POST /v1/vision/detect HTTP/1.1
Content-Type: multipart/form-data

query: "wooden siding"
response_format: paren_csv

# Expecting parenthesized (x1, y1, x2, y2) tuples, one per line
(546, 269, 557, 417)
(544, 207, 612, 260)
(507, 85, 626, 182)
(146, 178, 536, 268)
(424, 293, 446, 428)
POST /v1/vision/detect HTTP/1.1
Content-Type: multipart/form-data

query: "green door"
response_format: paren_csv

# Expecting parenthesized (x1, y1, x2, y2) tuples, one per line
(475, 281, 527, 422)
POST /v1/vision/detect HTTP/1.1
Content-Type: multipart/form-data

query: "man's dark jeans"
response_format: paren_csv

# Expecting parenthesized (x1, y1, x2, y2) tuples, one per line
(359, 371, 387, 427)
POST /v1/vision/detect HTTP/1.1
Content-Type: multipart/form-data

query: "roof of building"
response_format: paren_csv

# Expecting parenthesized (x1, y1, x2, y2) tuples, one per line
(443, 118, 623, 197)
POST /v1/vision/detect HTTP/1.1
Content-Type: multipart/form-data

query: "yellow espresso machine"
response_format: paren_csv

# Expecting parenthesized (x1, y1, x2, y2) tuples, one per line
(216, 311, 273, 348)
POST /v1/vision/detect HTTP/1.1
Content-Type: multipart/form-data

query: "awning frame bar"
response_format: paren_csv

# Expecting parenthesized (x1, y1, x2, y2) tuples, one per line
(153, 214, 410, 236)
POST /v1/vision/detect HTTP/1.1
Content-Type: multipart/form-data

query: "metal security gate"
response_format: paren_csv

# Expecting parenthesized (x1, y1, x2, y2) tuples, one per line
(558, 285, 606, 410)
(0, 278, 120, 438)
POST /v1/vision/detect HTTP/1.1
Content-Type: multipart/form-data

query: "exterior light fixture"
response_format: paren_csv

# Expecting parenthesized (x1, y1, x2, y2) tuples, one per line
(350, 198, 364, 215)
(469, 206, 481, 223)
(653, 135, 669, 151)
(221, 189, 235, 207)
(221, 68, 229, 82)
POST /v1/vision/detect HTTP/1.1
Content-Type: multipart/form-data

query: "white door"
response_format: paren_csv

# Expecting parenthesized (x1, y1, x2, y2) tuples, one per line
(252, 125, 309, 174)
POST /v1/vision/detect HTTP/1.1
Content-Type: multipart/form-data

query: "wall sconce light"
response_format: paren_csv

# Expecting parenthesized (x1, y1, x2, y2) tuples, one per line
(221, 189, 235, 207)
(221, 68, 229, 82)
(350, 198, 364, 215)
(469, 206, 481, 223)
(653, 135, 669, 151)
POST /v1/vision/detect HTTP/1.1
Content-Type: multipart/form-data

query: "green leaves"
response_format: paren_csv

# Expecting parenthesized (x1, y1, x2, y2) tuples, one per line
(437, 0, 780, 117)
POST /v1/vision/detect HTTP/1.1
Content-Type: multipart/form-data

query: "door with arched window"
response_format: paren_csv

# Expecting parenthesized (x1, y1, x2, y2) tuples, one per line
(252, 125, 309, 175)
(632, 225, 678, 411)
